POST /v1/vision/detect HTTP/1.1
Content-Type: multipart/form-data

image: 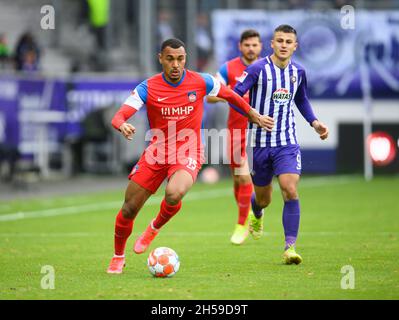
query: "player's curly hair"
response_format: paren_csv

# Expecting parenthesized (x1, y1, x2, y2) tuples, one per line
(161, 38, 186, 52)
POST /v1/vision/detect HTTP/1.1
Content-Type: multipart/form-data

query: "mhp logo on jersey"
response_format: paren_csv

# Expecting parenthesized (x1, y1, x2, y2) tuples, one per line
(272, 88, 292, 104)
(188, 91, 197, 102)
(161, 106, 194, 116)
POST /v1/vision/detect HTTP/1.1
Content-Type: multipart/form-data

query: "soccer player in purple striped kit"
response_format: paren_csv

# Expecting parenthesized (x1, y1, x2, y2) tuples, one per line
(234, 24, 329, 264)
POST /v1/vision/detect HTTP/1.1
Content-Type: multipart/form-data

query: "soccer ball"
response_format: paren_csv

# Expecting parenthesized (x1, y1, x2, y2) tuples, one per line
(200, 166, 219, 184)
(147, 247, 180, 278)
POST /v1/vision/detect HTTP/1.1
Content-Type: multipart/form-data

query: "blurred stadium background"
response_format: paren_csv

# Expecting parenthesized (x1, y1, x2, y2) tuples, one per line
(0, 0, 398, 192)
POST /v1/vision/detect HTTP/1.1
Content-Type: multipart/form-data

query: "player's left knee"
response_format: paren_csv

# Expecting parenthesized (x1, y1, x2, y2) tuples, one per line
(257, 197, 271, 208)
(121, 201, 140, 219)
(233, 173, 251, 185)
(282, 185, 298, 200)
(165, 189, 185, 205)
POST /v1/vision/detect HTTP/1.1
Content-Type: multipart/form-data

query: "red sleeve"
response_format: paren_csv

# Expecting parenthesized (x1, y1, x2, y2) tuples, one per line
(216, 84, 251, 115)
(111, 104, 137, 130)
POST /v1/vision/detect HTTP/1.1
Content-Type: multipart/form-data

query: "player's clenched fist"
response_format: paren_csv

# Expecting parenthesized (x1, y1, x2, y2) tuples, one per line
(311, 120, 329, 140)
(247, 108, 274, 132)
(119, 123, 136, 140)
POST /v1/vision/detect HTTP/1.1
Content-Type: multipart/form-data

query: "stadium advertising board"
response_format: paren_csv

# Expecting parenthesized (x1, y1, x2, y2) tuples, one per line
(211, 10, 399, 99)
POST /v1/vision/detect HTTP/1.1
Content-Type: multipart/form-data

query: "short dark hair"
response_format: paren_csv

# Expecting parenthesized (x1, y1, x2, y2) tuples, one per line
(240, 29, 261, 43)
(274, 24, 297, 37)
(161, 38, 186, 52)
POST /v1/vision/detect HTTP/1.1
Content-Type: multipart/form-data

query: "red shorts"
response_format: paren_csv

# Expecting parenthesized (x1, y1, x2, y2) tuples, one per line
(227, 109, 248, 168)
(128, 152, 202, 194)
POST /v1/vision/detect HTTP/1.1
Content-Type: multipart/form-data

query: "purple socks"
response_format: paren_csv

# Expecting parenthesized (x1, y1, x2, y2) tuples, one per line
(251, 193, 264, 218)
(283, 199, 300, 249)
(251, 193, 301, 250)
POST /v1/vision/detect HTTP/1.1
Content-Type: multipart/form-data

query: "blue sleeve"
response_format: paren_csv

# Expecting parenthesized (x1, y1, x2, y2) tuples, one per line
(233, 62, 261, 97)
(218, 63, 228, 84)
(294, 70, 317, 125)
(135, 80, 148, 103)
(199, 73, 216, 95)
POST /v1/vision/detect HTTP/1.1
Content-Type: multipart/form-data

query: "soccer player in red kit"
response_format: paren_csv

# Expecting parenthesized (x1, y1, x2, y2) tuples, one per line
(107, 38, 274, 274)
(207, 30, 262, 245)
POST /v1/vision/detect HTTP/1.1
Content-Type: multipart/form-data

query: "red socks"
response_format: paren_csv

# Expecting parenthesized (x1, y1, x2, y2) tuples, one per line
(113, 199, 181, 255)
(153, 198, 182, 229)
(234, 183, 253, 225)
(114, 210, 134, 256)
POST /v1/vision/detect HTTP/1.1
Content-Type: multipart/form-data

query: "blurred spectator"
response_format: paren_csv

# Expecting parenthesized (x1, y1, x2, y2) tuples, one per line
(87, 0, 110, 50)
(156, 10, 175, 71)
(196, 13, 212, 71)
(333, 0, 354, 9)
(21, 49, 40, 73)
(0, 143, 20, 182)
(66, 107, 112, 175)
(287, 0, 310, 9)
(0, 33, 10, 69)
(86, 0, 110, 71)
(1, 109, 24, 182)
(157, 10, 175, 47)
(14, 32, 40, 72)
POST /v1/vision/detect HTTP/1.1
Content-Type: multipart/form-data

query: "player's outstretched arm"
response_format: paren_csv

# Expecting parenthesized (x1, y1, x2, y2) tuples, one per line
(247, 108, 274, 131)
(206, 95, 226, 104)
(216, 84, 274, 131)
(111, 104, 137, 140)
(311, 120, 329, 140)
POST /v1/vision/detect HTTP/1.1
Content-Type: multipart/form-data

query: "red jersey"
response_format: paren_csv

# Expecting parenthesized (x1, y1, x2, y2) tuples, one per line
(216, 57, 251, 104)
(216, 57, 257, 167)
(123, 70, 221, 165)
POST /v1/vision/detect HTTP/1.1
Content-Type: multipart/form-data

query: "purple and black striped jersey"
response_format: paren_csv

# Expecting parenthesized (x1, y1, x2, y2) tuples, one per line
(234, 55, 317, 148)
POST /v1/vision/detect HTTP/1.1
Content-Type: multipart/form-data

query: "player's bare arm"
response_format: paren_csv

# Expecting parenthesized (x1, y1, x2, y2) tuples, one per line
(311, 120, 329, 140)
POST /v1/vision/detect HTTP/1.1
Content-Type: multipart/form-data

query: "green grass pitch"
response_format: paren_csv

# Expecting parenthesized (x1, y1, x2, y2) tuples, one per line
(0, 175, 398, 300)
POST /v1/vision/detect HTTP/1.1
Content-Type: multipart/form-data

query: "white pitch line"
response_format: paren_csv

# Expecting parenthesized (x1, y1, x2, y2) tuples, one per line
(0, 232, 97, 237)
(0, 231, 396, 238)
(0, 176, 357, 223)
(0, 188, 232, 222)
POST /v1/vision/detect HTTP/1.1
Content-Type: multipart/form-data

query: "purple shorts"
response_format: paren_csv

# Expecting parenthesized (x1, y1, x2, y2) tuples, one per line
(250, 144, 302, 186)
